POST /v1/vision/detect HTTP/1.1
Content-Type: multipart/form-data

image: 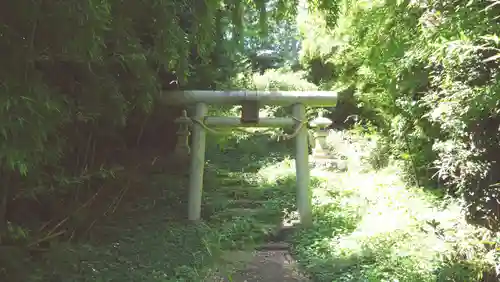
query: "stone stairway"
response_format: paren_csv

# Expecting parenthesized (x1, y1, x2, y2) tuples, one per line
(206, 178, 310, 282)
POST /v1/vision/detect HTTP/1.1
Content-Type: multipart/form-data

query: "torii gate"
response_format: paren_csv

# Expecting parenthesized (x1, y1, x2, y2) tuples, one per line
(164, 90, 337, 227)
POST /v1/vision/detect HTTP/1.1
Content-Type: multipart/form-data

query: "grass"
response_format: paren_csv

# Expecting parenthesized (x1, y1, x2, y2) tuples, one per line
(16, 133, 297, 282)
(24, 173, 225, 282)
(285, 131, 498, 282)
(290, 166, 495, 281)
(9, 129, 499, 281)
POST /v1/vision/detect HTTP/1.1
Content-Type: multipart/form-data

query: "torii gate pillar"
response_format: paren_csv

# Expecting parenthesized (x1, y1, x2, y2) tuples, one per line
(167, 90, 337, 227)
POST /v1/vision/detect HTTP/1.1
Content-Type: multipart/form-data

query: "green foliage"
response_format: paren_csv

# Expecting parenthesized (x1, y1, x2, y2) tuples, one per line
(287, 130, 497, 281)
(214, 67, 323, 142)
(299, 0, 500, 230)
(3, 134, 288, 281)
(208, 129, 498, 282)
(0, 0, 230, 240)
(233, 68, 318, 91)
(5, 120, 497, 281)
(0, 0, 348, 279)
(0, 0, 342, 241)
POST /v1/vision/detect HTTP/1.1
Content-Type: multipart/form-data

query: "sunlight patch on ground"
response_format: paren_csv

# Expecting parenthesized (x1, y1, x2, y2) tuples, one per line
(257, 157, 296, 185)
(255, 155, 496, 281)
(328, 168, 485, 245)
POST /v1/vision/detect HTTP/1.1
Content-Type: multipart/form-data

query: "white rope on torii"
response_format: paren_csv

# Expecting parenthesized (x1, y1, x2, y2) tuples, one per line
(164, 90, 337, 227)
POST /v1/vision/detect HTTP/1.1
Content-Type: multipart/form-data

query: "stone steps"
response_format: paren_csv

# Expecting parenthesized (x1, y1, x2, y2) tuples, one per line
(227, 199, 268, 208)
(212, 207, 282, 221)
(207, 174, 292, 252)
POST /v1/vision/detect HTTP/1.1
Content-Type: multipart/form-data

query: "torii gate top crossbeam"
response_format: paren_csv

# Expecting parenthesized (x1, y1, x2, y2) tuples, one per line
(162, 90, 337, 107)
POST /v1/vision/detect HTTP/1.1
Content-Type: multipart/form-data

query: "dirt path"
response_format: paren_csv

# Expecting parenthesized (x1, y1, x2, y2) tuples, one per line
(229, 250, 308, 282)
(214, 242, 309, 282)
(216, 251, 309, 282)
(206, 153, 312, 282)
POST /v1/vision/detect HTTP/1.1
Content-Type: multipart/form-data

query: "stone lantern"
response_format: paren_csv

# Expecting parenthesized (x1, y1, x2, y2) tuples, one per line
(309, 111, 333, 159)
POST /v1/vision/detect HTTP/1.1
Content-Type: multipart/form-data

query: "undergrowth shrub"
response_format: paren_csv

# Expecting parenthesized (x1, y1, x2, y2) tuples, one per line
(322, 125, 393, 173)
(283, 128, 499, 281)
(0, 5, 268, 281)
(291, 166, 497, 282)
(298, 0, 500, 231)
